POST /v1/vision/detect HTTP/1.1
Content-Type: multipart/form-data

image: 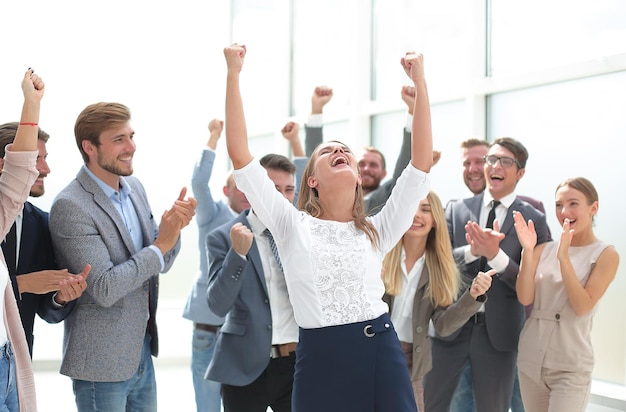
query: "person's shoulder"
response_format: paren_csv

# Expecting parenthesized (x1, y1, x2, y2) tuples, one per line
(514, 197, 545, 217)
(516, 194, 546, 211)
(24, 201, 48, 217)
(446, 193, 480, 210)
(52, 178, 83, 202)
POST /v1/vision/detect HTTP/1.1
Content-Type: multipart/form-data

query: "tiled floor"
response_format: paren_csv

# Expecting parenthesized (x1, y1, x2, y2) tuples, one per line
(33, 300, 199, 412)
(35, 360, 197, 411)
(31, 301, 625, 412)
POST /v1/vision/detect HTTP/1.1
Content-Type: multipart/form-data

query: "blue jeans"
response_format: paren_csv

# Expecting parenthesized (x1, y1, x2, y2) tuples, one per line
(191, 327, 221, 412)
(451, 361, 525, 412)
(510, 366, 525, 412)
(73, 334, 157, 412)
(0, 342, 18, 412)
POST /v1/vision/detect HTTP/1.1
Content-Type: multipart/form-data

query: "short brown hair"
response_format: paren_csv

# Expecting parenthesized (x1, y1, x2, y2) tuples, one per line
(74, 103, 131, 163)
(490, 137, 529, 169)
(259, 153, 296, 174)
(362, 146, 386, 170)
(0, 122, 49, 158)
(460, 138, 488, 150)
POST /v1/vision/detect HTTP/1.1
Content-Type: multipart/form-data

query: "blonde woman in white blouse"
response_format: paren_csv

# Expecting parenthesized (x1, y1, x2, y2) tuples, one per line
(223, 43, 432, 412)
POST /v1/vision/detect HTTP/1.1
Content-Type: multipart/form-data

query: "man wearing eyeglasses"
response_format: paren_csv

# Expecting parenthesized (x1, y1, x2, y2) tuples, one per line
(448, 138, 552, 412)
(424, 137, 549, 412)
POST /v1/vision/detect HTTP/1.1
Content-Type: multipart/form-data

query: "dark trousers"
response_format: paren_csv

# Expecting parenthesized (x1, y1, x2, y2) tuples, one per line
(424, 317, 517, 412)
(222, 353, 295, 412)
(292, 313, 417, 412)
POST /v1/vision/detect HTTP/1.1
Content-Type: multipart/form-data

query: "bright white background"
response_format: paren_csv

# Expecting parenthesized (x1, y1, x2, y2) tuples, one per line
(1, 1, 625, 409)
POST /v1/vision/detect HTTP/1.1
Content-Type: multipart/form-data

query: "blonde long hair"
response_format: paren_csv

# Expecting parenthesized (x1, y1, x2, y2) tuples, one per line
(297, 141, 380, 248)
(382, 191, 459, 307)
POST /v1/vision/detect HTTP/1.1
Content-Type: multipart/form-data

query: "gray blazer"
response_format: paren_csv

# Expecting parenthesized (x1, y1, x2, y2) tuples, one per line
(384, 265, 483, 380)
(444, 192, 549, 351)
(205, 211, 274, 386)
(49, 167, 180, 382)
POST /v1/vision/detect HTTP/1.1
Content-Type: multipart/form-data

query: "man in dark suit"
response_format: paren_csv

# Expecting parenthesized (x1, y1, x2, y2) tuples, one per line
(424, 137, 549, 412)
(450, 137, 551, 412)
(0, 122, 89, 357)
(206, 154, 299, 412)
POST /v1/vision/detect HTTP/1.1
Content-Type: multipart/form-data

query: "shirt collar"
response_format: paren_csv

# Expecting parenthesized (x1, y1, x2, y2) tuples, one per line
(483, 191, 517, 209)
(247, 209, 266, 236)
(82, 165, 132, 198)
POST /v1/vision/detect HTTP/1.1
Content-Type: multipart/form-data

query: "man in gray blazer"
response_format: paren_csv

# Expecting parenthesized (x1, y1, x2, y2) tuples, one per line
(50, 102, 196, 412)
(205, 154, 299, 412)
(423, 137, 549, 412)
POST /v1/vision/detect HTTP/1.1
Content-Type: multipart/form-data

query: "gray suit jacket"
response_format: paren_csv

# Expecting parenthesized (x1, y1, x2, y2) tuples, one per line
(49, 167, 180, 382)
(205, 211, 274, 386)
(384, 265, 483, 380)
(444, 193, 548, 351)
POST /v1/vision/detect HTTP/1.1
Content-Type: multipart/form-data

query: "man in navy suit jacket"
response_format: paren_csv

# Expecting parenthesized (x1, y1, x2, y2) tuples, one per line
(0, 122, 89, 357)
(0, 122, 88, 357)
(424, 137, 549, 412)
(206, 154, 300, 412)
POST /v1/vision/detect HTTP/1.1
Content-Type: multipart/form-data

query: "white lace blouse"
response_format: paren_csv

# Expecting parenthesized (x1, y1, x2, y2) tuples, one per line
(234, 160, 429, 329)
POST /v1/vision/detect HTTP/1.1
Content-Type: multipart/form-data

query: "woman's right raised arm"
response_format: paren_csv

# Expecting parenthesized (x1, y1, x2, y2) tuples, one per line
(224, 44, 254, 170)
(12, 69, 45, 153)
(401, 53, 432, 174)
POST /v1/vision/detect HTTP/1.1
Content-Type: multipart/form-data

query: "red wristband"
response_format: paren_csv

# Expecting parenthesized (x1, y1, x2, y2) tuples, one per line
(19, 122, 38, 126)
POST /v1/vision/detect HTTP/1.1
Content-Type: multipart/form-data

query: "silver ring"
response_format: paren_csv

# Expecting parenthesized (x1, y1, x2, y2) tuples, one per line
(363, 325, 375, 337)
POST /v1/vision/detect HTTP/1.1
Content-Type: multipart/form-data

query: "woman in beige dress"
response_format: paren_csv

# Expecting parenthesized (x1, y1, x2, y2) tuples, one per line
(513, 177, 619, 412)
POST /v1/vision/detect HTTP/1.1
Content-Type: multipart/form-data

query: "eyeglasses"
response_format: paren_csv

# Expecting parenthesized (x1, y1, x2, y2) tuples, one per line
(483, 155, 519, 168)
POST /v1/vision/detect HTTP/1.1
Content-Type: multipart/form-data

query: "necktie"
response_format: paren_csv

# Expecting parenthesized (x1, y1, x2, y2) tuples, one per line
(479, 200, 501, 272)
(263, 229, 284, 273)
(2, 222, 17, 276)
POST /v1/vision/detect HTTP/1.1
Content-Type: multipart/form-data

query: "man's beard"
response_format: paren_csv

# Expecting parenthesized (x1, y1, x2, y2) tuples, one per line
(98, 155, 133, 177)
(29, 177, 45, 197)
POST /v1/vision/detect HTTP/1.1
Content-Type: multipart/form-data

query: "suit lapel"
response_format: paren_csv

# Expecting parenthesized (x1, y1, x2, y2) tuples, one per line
(77, 168, 137, 254)
(416, 264, 429, 292)
(467, 193, 484, 223)
(15, 203, 33, 274)
(241, 213, 269, 296)
(498, 198, 520, 236)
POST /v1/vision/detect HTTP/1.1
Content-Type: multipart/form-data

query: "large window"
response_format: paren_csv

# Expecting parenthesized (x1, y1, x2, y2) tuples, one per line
(372, 0, 472, 102)
(488, 71, 626, 383)
(489, 0, 626, 76)
(1, 0, 623, 397)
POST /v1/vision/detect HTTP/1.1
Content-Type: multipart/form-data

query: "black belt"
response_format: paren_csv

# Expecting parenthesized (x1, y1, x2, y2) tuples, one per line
(194, 323, 220, 333)
(472, 312, 486, 324)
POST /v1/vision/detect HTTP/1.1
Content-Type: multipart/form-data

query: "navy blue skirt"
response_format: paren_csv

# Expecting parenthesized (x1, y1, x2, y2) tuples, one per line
(292, 313, 417, 412)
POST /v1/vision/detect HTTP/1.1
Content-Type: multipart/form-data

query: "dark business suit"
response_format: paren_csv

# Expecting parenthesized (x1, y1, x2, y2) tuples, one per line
(206, 211, 295, 411)
(1, 201, 75, 356)
(424, 193, 548, 412)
